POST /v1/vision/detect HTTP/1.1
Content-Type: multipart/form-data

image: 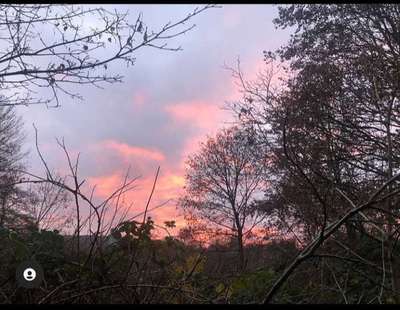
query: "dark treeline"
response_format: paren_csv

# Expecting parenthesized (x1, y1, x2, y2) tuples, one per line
(1, 4, 400, 304)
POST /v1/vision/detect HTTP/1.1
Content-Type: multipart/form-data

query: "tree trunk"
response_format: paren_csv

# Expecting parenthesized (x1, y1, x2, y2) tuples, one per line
(237, 227, 245, 272)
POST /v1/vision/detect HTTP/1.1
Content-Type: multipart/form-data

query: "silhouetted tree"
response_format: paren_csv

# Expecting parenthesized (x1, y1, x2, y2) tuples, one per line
(0, 106, 27, 229)
(180, 126, 268, 271)
(0, 4, 215, 107)
(229, 4, 400, 303)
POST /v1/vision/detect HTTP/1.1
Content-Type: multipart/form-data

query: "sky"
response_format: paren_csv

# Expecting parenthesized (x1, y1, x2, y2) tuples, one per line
(15, 4, 292, 235)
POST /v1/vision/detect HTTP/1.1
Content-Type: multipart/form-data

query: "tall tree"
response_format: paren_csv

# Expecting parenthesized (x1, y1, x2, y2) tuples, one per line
(179, 126, 268, 271)
(0, 106, 28, 229)
(271, 4, 400, 301)
(229, 4, 400, 302)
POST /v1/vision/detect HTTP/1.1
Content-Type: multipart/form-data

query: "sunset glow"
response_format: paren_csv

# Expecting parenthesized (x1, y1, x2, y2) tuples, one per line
(17, 4, 291, 237)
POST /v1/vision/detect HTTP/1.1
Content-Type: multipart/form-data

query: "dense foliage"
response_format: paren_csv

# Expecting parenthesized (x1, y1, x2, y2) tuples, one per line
(2, 3, 400, 304)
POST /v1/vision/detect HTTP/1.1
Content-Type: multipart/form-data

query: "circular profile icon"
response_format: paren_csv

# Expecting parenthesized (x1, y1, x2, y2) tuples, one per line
(23, 268, 36, 281)
(16, 260, 44, 289)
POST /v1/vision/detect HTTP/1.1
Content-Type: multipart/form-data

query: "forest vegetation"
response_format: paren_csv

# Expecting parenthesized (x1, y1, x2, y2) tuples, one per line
(1, 4, 400, 304)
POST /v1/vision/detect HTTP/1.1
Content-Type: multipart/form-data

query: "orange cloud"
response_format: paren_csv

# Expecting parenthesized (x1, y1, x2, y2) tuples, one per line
(103, 140, 165, 162)
(86, 169, 187, 235)
(169, 175, 185, 187)
(87, 172, 127, 198)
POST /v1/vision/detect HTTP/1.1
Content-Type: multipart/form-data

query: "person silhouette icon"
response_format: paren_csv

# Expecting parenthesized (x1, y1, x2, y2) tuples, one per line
(16, 260, 44, 288)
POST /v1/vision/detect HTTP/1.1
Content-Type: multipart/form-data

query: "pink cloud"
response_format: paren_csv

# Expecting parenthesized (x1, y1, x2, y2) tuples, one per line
(103, 140, 165, 162)
(132, 91, 148, 107)
(165, 100, 235, 170)
(165, 101, 227, 130)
